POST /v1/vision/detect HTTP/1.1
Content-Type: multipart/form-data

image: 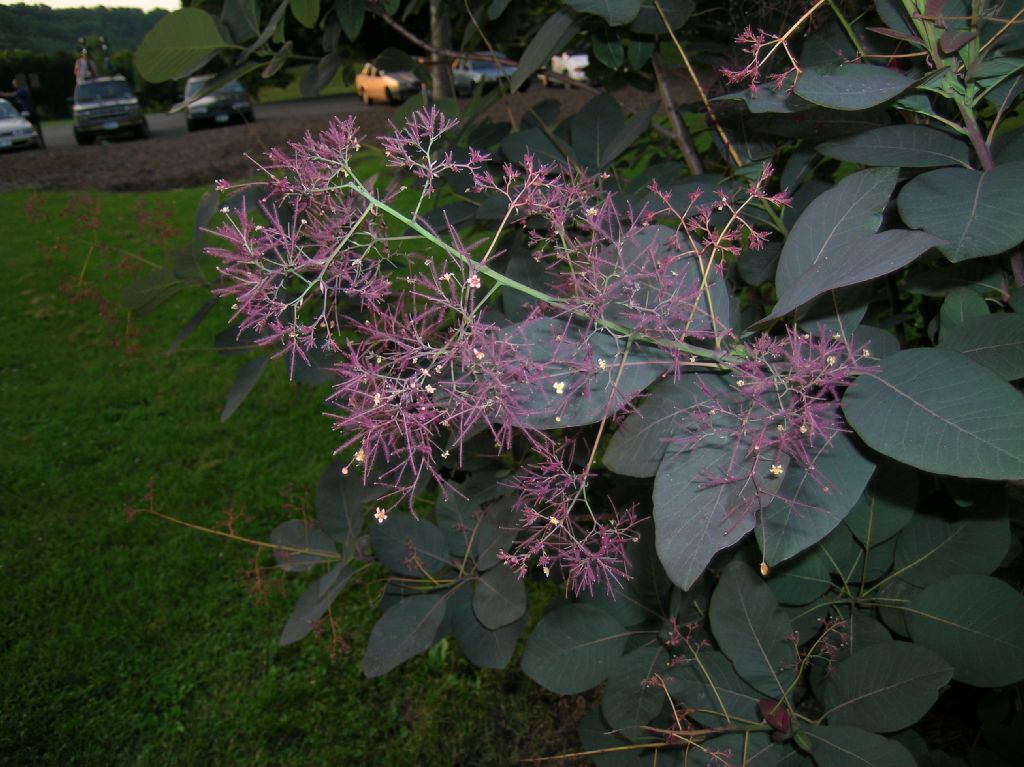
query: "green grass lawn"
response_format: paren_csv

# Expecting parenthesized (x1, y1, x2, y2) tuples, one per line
(0, 189, 580, 766)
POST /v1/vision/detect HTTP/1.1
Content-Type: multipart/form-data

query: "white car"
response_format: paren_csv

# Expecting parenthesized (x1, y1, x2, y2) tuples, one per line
(541, 52, 590, 87)
(0, 98, 41, 151)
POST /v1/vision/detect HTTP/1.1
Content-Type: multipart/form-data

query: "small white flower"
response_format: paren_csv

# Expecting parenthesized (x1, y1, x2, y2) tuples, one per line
(467, 274, 482, 289)
(374, 507, 388, 524)
(769, 464, 784, 477)
(552, 381, 566, 395)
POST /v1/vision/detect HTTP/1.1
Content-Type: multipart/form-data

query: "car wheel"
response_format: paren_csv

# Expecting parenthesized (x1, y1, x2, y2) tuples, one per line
(360, 89, 371, 105)
(385, 87, 395, 104)
(244, 111, 255, 123)
(135, 120, 149, 140)
(74, 129, 93, 146)
(186, 118, 197, 132)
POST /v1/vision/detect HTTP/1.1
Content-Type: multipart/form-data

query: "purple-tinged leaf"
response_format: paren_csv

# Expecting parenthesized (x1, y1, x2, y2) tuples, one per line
(362, 591, 450, 678)
(605, 373, 726, 478)
(571, 93, 625, 169)
(709, 562, 797, 698)
(314, 462, 379, 544)
(370, 512, 450, 577)
(795, 64, 914, 110)
(940, 29, 977, 53)
(271, 519, 337, 572)
(500, 318, 670, 430)
(818, 125, 970, 168)
(279, 563, 354, 646)
(897, 162, 1024, 262)
(776, 168, 898, 299)
(842, 349, 1024, 479)
(521, 603, 627, 694)
(940, 314, 1024, 380)
(474, 494, 516, 571)
(758, 431, 875, 566)
(767, 230, 942, 321)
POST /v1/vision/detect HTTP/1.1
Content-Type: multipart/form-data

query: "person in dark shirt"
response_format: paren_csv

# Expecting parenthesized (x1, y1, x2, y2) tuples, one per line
(1, 77, 45, 148)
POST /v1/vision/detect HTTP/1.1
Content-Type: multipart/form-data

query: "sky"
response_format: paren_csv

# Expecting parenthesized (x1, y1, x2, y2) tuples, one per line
(2, 1, 181, 10)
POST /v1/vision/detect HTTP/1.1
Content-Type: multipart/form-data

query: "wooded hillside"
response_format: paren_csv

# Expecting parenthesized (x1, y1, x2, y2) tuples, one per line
(0, 3, 168, 54)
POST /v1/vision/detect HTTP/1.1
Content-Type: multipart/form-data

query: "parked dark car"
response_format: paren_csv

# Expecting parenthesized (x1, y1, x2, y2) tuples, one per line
(0, 98, 41, 151)
(182, 74, 254, 131)
(72, 75, 148, 145)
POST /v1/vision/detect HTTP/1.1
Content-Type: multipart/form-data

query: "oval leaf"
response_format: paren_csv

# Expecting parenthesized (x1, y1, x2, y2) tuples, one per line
(802, 725, 916, 767)
(940, 314, 1024, 380)
(370, 513, 449, 577)
(472, 565, 527, 629)
(601, 645, 667, 734)
(818, 125, 970, 168)
(897, 162, 1024, 262)
(709, 562, 797, 697)
(823, 642, 954, 732)
(135, 8, 228, 83)
(795, 64, 913, 110)
(893, 508, 1009, 587)
(279, 564, 354, 646)
(221, 356, 269, 422)
(451, 591, 523, 669)
(906, 575, 1024, 686)
(362, 592, 449, 678)
(842, 349, 1024, 480)
(521, 603, 627, 694)
(270, 519, 337, 572)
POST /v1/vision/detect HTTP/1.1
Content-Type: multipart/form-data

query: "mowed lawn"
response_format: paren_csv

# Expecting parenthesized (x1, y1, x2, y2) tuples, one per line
(0, 188, 577, 766)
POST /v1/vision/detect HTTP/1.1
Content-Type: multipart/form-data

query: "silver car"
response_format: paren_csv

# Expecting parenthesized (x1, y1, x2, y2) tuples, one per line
(0, 98, 41, 151)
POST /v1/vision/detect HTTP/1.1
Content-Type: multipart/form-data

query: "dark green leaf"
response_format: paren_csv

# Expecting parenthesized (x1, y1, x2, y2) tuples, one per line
(907, 575, 1024, 686)
(823, 642, 953, 732)
(289, 0, 319, 28)
(843, 460, 916, 546)
(767, 229, 941, 321)
(571, 93, 625, 169)
(314, 463, 376, 543)
(577, 707, 660, 767)
(601, 645, 667, 734)
(897, 162, 1024, 262)
(818, 126, 969, 168)
(474, 495, 516, 571)
(220, 356, 268, 422)
(795, 64, 913, 110)
(565, 0, 641, 26)
(270, 519, 337, 572)
(501, 127, 566, 165)
(473, 565, 526, 629)
(939, 288, 989, 335)
(628, 0, 694, 34)
(511, 9, 577, 92)
(167, 298, 217, 354)
(802, 725, 916, 766)
(135, 8, 228, 83)
(667, 650, 761, 727)
(300, 53, 341, 98)
(768, 547, 834, 606)
(333, 0, 363, 40)
(600, 101, 659, 168)
(940, 314, 1024, 380)
(592, 34, 625, 69)
(221, 0, 261, 43)
(451, 589, 522, 669)
(370, 513, 449, 577)
(842, 349, 1024, 480)
(122, 268, 183, 315)
(626, 39, 654, 70)
(521, 603, 627, 694)
(904, 261, 1004, 296)
(776, 168, 898, 303)
(279, 563, 355, 645)
(709, 562, 797, 697)
(893, 507, 1009, 587)
(362, 591, 449, 677)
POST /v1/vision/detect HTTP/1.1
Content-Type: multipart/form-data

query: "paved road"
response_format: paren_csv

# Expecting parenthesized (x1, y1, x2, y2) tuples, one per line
(42, 94, 369, 149)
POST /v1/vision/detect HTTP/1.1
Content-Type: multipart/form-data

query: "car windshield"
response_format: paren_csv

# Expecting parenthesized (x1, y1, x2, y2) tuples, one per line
(0, 100, 20, 118)
(76, 81, 135, 103)
(185, 79, 246, 99)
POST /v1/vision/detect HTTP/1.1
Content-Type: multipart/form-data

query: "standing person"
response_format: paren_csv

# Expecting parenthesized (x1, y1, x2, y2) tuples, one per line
(74, 49, 98, 83)
(1, 77, 45, 148)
